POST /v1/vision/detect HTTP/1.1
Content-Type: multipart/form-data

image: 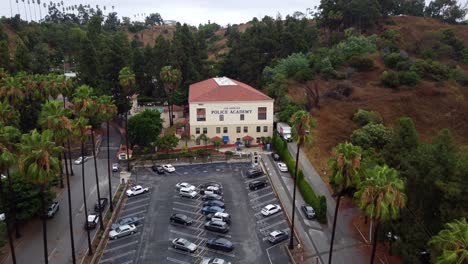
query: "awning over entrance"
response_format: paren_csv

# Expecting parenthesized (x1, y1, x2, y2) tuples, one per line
(242, 135, 254, 141)
(222, 136, 229, 143)
(211, 136, 222, 142)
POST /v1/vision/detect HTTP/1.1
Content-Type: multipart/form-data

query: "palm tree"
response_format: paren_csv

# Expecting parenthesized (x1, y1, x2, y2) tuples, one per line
(197, 134, 210, 149)
(118, 67, 135, 171)
(0, 100, 19, 127)
(38, 100, 76, 263)
(429, 218, 467, 264)
(0, 77, 25, 108)
(16, 0, 20, 19)
(19, 129, 62, 264)
(354, 164, 406, 264)
(37, 0, 41, 21)
(327, 142, 362, 263)
(159, 66, 182, 127)
(21, 0, 28, 21)
(0, 124, 21, 264)
(72, 85, 105, 231)
(27, 0, 32, 22)
(97, 95, 117, 212)
(288, 110, 316, 249)
(31, 0, 37, 21)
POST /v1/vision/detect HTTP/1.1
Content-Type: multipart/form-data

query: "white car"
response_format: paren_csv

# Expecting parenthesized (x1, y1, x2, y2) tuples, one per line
(175, 182, 196, 191)
(162, 164, 175, 172)
(112, 163, 119, 172)
(201, 258, 231, 264)
(172, 237, 198, 253)
(126, 185, 149, 197)
(261, 204, 282, 216)
(277, 162, 288, 172)
(0, 213, 5, 221)
(109, 224, 136, 240)
(74, 156, 91, 165)
(179, 188, 198, 198)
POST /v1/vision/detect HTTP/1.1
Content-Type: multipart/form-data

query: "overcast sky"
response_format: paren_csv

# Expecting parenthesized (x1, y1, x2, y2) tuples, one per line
(1, 0, 321, 26)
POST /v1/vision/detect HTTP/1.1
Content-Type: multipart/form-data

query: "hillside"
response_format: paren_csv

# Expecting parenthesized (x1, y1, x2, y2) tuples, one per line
(287, 16, 468, 177)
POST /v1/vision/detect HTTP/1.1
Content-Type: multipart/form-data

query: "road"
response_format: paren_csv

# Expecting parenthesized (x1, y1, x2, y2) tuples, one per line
(1, 123, 123, 264)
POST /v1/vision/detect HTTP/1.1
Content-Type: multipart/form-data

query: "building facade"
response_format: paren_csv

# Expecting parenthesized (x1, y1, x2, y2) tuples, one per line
(189, 77, 274, 145)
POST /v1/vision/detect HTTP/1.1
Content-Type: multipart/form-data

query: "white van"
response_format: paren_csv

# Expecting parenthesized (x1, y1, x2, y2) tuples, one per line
(179, 188, 198, 199)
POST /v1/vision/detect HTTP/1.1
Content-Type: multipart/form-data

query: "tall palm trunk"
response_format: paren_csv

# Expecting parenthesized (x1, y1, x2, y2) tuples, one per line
(288, 143, 301, 249)
(0, 173, 17, 264)
(22, 1, 28, 22)
(80, 134, 93, 255)
(58, 154, 64, 188)
(39, 187, 48, 264)
(125, 112, 130, 171)
(370, 220, 380, 264)
(329, 194, 342, 264)
(90, 130, 104, 230)
(107, 121, 113, 212)
(62, 144, 76, 264)
(63, 96, 74, 176)
(6, 170, 20, 238)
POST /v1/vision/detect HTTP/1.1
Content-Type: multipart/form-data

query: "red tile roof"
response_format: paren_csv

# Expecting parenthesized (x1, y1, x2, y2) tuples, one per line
(189, 77, 273, 103)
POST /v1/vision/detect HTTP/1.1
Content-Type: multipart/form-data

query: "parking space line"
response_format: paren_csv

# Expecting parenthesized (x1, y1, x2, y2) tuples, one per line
(103, 240, 139, 253)
(107, 233, 139, 244)
(170, 229, 207, 241)
(197, 245, 236, 258)
(120, 209, 147, 218)
(255, 197, 279, 208)
(248, 186, 272, 195)
(166, 257, 191, 264)
(172, 207, 203, 216)
(249, 192, 274, 202)
(266, 241, 288, 264)
(119, 261, 133, 264)
(100, 250, 136, 263)
(167, 247, 199, 258)
(122, 203, 149, 212)
(259, 219, 287, 232)
(256, 212, 284, 223)
(125, 197, 150, 205)
(244, 176, 267, 184)
(173, 201, 201, 209)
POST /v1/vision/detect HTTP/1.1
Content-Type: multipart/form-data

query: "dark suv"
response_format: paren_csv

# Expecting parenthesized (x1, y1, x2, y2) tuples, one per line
(152, 165, 165, 175)
(249, 180, 268, 190)
(246, 168, 263, 178)
(204, 220, 229, 233)
(271, 153, 280, 161)
(170, 213, 193, 226)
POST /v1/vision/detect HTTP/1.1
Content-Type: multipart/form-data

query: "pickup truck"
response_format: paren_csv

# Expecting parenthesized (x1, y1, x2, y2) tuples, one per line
(46, 202, 59, 218)
(126, 185, 149, 197)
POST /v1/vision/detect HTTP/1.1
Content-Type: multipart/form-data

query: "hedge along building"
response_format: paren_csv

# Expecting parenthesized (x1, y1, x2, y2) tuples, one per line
(189, 77, 274, 146)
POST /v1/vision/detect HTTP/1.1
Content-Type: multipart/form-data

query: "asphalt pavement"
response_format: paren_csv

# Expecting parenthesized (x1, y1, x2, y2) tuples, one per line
(1, 123, 123, 264)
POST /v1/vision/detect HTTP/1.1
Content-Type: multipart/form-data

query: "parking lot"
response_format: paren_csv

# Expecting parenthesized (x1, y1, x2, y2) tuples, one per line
(99, 162, 290, 264)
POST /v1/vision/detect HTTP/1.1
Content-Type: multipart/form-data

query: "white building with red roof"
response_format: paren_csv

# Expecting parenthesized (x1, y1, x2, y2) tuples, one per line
(189, 77, 274, 145)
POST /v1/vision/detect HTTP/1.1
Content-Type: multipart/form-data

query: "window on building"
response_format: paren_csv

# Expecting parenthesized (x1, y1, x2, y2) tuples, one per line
(223, 127, 228, 133)
(256, 126, 261, 132)
(240, 114, 244, 121)
(196, 128, 200, 134)
(216, 127, 221, 134)
(236, 127, 241, 133)
(258, 107, 267, 120)
(263, 126, 268, 132)
(219, 115, 224, 121)
(244, 126, 248, 133)
(256, 137, 261, 143)
(203, 128, 207, 134)
(196, 138, 200, 145)
(196, 108, 206, 121)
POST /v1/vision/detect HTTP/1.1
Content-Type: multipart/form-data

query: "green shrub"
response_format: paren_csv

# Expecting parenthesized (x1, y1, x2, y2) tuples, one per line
(410, 59, 450, 81)
(396, 60, 412, 71)
(335, 34, 378, 60)
(450, 68, 468, 86)
(293, 67, 314, 81)
(351, 123, 393, 150)
(380, 70, 400, 88)
(349, 55, 374, 71)
(383, 52, 409, 69)
(297, 178, 327, 224)
(352, 109, 383, 126)
(399, 71, 421, 86)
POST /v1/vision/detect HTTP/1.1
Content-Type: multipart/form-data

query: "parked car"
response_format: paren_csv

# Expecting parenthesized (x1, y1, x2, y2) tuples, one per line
(206, 237, 234, 252)
(175, 182, 196, 191)
(202, 206, 225, 215)
(112, 163, 119, 172)
(94, 198, 108, 212)
(126, 185, 149, 197)
(201, 258, 231, 264)
(162, 164, 176, 172)
(202, 193, 223, 201)
(277, 162, 288, 172)
(109, 224, 136, 240)
(200, 186, 223, 195)
(206, 212, 231, 224)
(45, 201, 59, 218)
(85, 214, 99, 229)
(203, 200, 225, 208)
(271, 152, 280, 161)
(267, 230, 289, 244)
(261, 204, 281, 216)
(249, 180, 268, 191)
(179, 188, 198, 198)
(246, 168, 263, 178)
(112, 216, 140, 230)
(170, 213, 193, 226)
(301, 205, 316, 219)
(0, 213, 5, 221)
(200, 182, 223, 190)
(74, 156, 91, 165)
(204, 220, 229, 233)
(151, 165, 165, 174)
(172, 238, 197, 253)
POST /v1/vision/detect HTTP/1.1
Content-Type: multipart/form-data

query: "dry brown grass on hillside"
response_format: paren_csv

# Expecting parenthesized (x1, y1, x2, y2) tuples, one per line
(126, 25, 176, 46)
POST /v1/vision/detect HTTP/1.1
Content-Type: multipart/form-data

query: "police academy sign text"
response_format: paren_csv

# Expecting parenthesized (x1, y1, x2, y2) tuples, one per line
(211, 107, 252, 115)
